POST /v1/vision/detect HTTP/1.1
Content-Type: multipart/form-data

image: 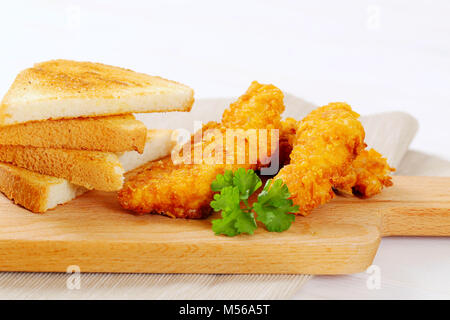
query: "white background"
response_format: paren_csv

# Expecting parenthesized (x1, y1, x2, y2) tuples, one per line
(0, 0, 449, 299)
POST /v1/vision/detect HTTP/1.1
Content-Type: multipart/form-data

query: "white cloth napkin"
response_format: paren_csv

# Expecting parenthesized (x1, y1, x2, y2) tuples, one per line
(0, 95, 429, 300)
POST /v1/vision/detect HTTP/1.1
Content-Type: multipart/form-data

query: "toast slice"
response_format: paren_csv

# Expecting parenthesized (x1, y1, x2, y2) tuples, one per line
(0, 145, 124, 191)
(0, 59, 194, 126)
(0, 163, 88, 213)
(0, 114, 147, 153)
(0, 130, 175, 212)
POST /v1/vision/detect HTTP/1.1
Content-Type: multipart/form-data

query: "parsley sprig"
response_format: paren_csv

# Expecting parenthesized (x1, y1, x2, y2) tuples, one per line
(210, 168, 298, 236)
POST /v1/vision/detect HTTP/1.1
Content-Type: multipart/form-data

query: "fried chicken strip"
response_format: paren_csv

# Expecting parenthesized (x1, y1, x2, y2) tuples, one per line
(333, 148, 395, 197)
(275, 103, 366, 216)
(118, 81, 285, 218)
(279, 111, 394, 206)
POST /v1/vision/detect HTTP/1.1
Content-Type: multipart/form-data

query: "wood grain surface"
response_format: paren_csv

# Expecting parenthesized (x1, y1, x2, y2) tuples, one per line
(0, 176, 448, 274)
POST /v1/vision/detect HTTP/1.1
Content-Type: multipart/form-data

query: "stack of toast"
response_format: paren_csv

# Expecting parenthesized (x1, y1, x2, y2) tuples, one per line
(0, 60, 193, 213)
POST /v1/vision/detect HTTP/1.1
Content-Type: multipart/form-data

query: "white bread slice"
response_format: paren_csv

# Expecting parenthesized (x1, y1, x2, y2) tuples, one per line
(0, 114, 147, 153)
(0, 130, 175, 212)
(0, 59, 194, 126)
(118, 129, 175, 172)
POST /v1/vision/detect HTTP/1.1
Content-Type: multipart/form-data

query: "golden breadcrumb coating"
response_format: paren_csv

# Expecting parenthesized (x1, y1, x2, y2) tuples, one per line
(276, 103, 365, 216)
(118, 81, 285, 219)
(121, 157, 224, 218)
(221, 83, 284, 130)
(333, 148, 395, 197)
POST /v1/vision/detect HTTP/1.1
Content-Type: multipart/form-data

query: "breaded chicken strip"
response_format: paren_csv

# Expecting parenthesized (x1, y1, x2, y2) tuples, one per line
(118, 81, 285, 218)
(279, 117, 395, 199)
(333, 148, 395, 197)
(275, 103, 366, 216)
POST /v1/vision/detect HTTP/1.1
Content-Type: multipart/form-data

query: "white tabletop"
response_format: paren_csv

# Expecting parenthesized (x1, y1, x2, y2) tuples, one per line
(0, 0, 449, 299)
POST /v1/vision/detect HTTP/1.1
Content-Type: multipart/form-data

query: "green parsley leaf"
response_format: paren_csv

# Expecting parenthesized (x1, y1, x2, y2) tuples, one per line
(211, 208, 241, 237)
(233, 168, 262, 200)
(210, 186, 240, 213)
(211, 186, 257, 236)
(234, 210, 257, 235)
(253, 179, 299, 232)
(211, 170, 234, 192)
(210, 170, 298, 236)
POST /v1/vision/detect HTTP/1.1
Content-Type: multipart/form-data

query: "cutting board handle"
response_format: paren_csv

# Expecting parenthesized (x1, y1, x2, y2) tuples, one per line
(382, 206, 450, 236)
(381, 176, 450, 236)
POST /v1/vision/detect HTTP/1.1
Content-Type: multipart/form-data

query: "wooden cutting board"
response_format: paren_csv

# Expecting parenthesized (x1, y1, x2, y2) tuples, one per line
(0, 176, 448, 274)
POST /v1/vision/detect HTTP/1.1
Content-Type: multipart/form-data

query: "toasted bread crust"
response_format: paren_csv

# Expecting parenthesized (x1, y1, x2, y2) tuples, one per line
(0, 163, 53, 212)
(0, 114, 147, 153)
(0, 163, 87, 213)
(32, 60, 192, 99)
(0, 59, 194, 126)
(0, 145, 124, 191)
